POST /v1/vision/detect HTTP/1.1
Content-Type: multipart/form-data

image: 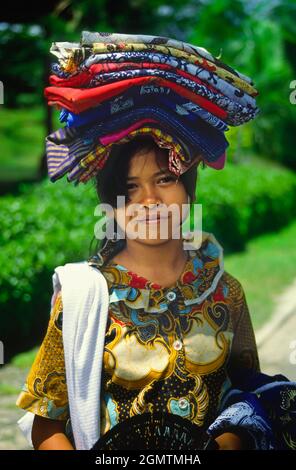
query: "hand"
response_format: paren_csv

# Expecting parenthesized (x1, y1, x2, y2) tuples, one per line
(214, 432, 244, 450)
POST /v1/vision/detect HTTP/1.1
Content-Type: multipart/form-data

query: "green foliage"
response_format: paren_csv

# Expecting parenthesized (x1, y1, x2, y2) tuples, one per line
(225, 218, 296, 329)
(197, 159, 296, 252)
(10, 346, 38, 369)
(0, 383, 20, 396)
(0, 178, 98, 359)
(188, 0, 296, 169)
(0, 25, 46, 107)
(0, 107, 45, 181)
(0, 106, 61, 182)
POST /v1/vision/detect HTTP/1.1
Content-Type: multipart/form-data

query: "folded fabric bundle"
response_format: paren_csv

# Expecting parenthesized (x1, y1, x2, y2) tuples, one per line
(50, 40, 257, 96)
(74, 127, 204, 184)
(45, 76, 228, 119)
(45, 30, 260, 184)
(46, 106, 228, 183)
(59, 85, 229, 132)
(50, 58, 256, 110)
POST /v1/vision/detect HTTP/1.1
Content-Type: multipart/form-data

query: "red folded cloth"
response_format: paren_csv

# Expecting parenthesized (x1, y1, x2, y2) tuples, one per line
(49, 61, 219, 95)
(45, 75, 228, 117)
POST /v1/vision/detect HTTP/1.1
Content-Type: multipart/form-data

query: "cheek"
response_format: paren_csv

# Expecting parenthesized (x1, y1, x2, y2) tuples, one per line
(115, 205, 138, 228)
(164, 185, 188, 205)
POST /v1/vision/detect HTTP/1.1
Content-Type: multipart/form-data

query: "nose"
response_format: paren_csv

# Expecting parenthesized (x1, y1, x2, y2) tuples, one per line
(142, 200, 162, 209)
(138, 185, 162, 208)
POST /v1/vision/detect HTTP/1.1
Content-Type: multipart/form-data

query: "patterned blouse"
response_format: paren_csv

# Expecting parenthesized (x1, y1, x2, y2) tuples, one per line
(16, 232, 260, 447)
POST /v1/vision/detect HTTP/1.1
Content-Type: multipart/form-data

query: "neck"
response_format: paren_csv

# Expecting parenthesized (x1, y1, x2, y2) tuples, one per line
(120, 237, 188, 273)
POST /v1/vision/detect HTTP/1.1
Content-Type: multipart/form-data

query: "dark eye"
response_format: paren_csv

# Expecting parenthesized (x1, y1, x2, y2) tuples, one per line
(127, 183, 137, 191)
(158, 176, 176, 183)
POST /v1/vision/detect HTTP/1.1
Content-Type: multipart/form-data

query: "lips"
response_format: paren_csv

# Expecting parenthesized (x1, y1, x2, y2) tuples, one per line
(136, 214, 168, 222)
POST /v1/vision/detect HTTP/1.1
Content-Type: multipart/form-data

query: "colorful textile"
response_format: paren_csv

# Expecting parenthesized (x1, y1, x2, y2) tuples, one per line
(50, 41, 257, 97)
(59, 85, 229, 132)
(80, 31, 254, 86)
(44, 30, 260, 183)
(46, 106, 229, 182)
(208, 370, 296, 450)
(72, 127, 203, 183)
(81, 31, 245, 78)
(46, 119, 156, 181)
(81, 106, 229, 161)
(47, 125, 204, 184)
(207, 395, 275, 449)
(45, 76, 229, 121)
(50, 59, 256, 110)
(87, 68, 257, 119)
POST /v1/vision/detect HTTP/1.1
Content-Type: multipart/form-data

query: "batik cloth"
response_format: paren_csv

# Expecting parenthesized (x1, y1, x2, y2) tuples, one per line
(45, 30, 260, 182)
(50, 58, 256, 110)
(50, 40, 257, 97)
(207, 368, 296, 450)
(81, 31, 251, 81)
(46, 124, 206, 184)
(72, 126, 204, 184)
(45, 75, 229, 122)
(46, 105, 228, 182)
(86, 68, 257, 120)
(81, 106, 229, 161)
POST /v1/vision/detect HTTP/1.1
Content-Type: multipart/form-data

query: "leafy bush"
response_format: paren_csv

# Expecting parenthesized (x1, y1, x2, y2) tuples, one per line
(0, 178, 98, 360)
(198, 160, 296, 252)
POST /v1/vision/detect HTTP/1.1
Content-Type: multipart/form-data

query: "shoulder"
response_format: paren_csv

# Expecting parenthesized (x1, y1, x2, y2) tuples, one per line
(49, 290, 63, 331)
(220, 270, 246, 301)
(219, 271, 249, 330)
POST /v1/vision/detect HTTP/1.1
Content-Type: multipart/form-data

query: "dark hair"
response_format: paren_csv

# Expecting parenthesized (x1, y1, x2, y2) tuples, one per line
(89, 135, 200, 256)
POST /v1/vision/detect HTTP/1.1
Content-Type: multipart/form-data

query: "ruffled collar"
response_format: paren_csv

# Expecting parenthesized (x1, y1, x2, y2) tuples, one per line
(87, 231, 224, 312)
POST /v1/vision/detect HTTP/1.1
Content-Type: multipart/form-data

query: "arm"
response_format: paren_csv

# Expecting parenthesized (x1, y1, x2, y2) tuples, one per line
(32, 415, 74, 450)
(209, 274, 272, 449)
(214, 432, 244, 450)
(226, 273, 260, 382)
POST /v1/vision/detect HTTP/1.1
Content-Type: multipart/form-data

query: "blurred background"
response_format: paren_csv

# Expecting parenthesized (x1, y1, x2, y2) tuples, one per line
(0, 0, 296, 449)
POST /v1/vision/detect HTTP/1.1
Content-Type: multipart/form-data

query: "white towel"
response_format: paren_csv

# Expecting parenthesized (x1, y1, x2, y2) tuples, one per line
(17, 261, 110, 450)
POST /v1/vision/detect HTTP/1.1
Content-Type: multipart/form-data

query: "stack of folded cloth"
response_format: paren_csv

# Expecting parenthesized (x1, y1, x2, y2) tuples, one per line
(44, 31, 260, 185)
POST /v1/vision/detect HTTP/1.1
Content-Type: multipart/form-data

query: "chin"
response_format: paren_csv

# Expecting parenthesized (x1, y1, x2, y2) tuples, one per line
(133, 236, 174, 246)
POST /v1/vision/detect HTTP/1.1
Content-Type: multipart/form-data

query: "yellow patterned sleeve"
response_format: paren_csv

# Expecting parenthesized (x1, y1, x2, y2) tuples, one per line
(224, 271, 261, 378)
(16, 291, 69, 420)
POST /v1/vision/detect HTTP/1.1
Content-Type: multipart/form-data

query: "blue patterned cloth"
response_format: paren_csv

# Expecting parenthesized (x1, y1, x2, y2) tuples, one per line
(207, 370, 296, 450)
(60, 85, 229, 132)
(87, 67, 257, 125)
(47, 104, 228, 183)
(82, 105, 228, 163)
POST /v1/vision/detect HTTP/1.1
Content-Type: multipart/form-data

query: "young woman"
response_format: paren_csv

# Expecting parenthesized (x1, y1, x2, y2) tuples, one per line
(18, 134, 295, 451)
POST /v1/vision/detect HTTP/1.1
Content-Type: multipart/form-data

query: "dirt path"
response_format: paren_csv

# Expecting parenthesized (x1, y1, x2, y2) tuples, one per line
(257, 278, 296, 381)
(0, 365, 31, 450)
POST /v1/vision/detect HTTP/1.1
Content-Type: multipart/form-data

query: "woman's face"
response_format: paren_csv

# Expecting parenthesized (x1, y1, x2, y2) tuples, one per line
(114, 148, 190, 246)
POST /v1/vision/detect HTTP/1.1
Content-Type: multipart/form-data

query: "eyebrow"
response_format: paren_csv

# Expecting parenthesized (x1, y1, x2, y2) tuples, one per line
(127, 169, 170, 181)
